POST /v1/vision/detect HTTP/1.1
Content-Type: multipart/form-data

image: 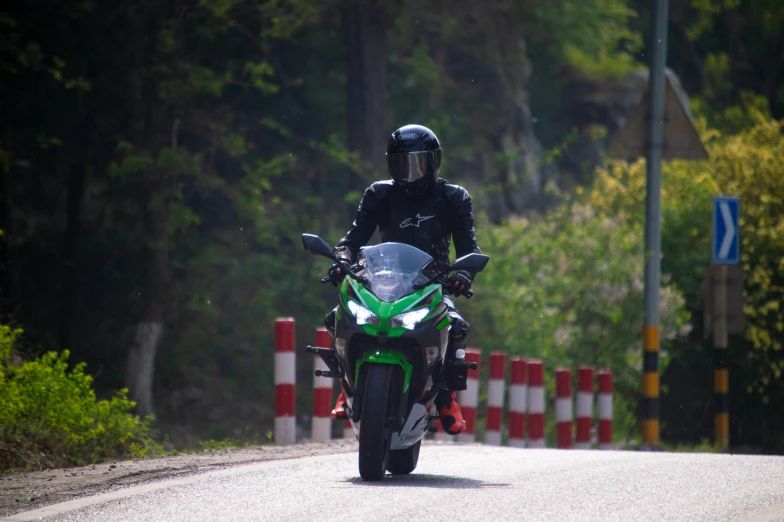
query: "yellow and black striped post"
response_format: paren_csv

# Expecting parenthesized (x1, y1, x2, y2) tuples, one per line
(714, 355, 729, 447)
(640, 0, 669, 448)
(643, 326, 660, 445)
(713, 264, 730, 448)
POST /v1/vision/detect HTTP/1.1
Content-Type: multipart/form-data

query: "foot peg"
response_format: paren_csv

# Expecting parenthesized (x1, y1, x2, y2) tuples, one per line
(305, 345, 343, 379)
(306, 345, 335, 357)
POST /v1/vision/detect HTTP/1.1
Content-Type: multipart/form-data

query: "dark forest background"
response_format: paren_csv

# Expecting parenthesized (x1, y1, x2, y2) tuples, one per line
(1, 0, 783, 455)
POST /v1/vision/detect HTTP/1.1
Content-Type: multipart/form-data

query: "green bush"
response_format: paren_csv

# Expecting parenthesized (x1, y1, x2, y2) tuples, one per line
(587, 114, 784, 449)
(463, 199, 689, 444)
(0, 326, 159, 471)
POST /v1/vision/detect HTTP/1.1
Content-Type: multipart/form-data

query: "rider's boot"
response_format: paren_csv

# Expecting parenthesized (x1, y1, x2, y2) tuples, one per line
(436, 390, 466, 435)
(331, 390, 348, 419)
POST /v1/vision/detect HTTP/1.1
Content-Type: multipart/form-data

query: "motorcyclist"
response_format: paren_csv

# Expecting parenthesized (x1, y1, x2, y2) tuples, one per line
(324, 123, 481, 435)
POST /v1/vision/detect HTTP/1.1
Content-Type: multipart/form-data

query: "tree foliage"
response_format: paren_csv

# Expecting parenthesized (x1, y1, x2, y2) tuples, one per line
(587, 111, 784, 449)
(662, 0, 784, 119)
(464, 199, 689, 440)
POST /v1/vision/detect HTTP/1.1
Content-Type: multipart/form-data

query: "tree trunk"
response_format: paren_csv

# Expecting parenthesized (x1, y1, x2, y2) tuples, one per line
(124, 13, 169, 416)
(59, 163, 85, 353)
(342, 0, 390, 191)
(126, 171, 169, 416)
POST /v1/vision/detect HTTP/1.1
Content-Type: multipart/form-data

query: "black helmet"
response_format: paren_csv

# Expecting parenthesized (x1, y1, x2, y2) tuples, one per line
(386, 124, 442, 197)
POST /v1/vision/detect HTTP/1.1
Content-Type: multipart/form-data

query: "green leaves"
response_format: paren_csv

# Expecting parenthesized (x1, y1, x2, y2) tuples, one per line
(586, 114, 784, 447)
(464, 202, 688, 440)
(107, 143, 153, 182)
(244, 61, 279, 95)
(535, 0, 640, 78)
(0, 329, 157, 471)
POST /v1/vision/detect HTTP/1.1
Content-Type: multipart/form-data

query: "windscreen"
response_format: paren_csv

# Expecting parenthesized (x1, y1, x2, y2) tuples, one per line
(357, 243, 433, 302)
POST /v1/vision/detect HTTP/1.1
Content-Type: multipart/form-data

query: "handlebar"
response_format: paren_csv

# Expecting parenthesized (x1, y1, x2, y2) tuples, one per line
(321, 261, 368, 286)
(434, 275, 474, 299)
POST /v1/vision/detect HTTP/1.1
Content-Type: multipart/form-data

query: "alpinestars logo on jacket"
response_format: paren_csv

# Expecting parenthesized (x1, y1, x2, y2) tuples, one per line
(400, 214, 435, 228)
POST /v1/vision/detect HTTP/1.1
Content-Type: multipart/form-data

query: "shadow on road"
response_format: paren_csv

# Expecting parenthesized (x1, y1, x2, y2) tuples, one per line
(344, 474, 510, 489)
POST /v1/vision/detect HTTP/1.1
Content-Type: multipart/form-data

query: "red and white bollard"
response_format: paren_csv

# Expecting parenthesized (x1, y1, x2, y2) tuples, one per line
(508, 357, 527, 448)
(555, 367, 573, 449)
(274, 318, 296, 445)
(457, 348, 481, 443)
(485, 351, 507, 446)
(598, 370, 613, 449)
(575, 365, 594, 449)
(527, 360, 545, 448)
(312, 328, 332, 443)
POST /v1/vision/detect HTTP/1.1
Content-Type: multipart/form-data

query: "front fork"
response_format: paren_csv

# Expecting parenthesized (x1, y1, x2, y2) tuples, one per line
(305, 344, 410, 430)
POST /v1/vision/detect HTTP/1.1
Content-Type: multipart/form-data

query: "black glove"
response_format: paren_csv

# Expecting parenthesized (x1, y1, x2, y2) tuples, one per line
(327, 262, 347, 287)
(446, 270, 473, 297)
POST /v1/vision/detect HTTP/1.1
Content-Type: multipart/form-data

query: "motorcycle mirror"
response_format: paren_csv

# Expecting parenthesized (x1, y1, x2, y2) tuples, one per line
(301, 234, 335, 260)
(450, 253, 489, 273)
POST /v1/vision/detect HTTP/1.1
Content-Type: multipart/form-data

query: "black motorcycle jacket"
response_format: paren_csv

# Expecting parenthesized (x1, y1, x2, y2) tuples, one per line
(334, 178, 481, 275)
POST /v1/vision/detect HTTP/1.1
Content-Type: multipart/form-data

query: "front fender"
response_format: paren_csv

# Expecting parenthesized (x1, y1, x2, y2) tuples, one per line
(355, 349, 413, 393)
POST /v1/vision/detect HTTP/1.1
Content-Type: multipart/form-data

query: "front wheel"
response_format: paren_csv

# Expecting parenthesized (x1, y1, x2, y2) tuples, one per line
(387, 440, 420, 475)
(358, 364, 395, 481)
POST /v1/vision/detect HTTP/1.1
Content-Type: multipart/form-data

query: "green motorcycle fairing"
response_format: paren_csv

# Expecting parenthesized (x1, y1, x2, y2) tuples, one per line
(339, 277, 450, 396)
(340, 277, 449, 337)
(355, 350, 414, 393)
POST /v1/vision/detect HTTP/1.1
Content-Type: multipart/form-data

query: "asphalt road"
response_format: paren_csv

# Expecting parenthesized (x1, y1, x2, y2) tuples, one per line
(6, 443, 784, 522)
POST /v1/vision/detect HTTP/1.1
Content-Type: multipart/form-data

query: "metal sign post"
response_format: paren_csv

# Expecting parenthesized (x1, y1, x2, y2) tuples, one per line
(640, 0, 669, 448)
(608, 1, 708, 449)
(711, 196, 740, 449)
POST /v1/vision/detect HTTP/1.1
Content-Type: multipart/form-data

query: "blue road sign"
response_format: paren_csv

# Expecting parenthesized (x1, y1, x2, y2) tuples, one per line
(713, 196, 740, 264)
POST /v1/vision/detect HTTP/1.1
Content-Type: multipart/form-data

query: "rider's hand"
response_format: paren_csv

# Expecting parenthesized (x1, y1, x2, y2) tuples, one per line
(327, 262, 347, 287)
(446, 270, 473, 297)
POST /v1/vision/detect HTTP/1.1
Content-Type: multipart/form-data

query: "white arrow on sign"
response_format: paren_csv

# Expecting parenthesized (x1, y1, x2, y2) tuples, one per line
(718, 201, 736, 260)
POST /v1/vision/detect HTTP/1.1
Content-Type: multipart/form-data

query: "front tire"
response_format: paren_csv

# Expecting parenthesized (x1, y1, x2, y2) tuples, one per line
(386, 440, 420, 475)
(358, 364, 394, 481)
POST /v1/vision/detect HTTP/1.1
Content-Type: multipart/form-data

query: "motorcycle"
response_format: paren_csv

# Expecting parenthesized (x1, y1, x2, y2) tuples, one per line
(301, 233, 489, 481)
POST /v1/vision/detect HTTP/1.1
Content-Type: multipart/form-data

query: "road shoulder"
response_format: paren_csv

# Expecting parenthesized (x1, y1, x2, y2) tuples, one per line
(0, 440, 357, 518)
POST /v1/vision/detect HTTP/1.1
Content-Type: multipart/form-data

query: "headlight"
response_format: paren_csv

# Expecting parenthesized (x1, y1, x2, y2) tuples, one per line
(389, 308, 430, 330)
(346, 300, 379, 326)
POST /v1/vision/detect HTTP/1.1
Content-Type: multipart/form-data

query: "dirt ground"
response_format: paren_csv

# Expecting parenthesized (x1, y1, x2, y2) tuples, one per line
(0, 439, 358, 518)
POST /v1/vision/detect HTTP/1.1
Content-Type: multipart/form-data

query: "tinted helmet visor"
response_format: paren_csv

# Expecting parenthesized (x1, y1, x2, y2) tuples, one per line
(386, 150, 441, 186)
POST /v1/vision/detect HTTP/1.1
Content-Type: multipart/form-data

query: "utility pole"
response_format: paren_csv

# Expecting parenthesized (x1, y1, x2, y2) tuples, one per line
(641, 0, 669, 448)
